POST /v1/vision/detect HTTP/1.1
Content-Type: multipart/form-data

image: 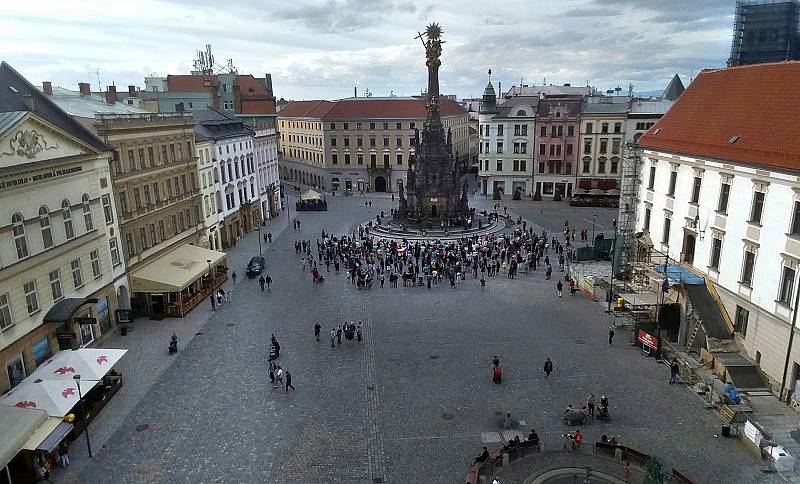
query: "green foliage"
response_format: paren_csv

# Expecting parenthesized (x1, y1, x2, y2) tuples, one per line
(643, 456, 665, 484)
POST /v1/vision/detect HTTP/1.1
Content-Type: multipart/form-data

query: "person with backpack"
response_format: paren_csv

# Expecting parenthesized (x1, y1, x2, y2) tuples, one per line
(259, 275, 266, 291)
(492, 365, 502, 384)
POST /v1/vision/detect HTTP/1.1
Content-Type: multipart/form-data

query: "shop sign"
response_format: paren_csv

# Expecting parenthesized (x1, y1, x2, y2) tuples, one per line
(56, 332, 77, 339)
(75, 317, 97, 325)
(638, 329, 659, 349)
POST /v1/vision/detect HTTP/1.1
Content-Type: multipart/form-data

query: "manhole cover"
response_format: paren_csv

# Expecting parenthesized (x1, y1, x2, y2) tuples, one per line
(429, 355, 440, 359)
(367, 385, 375, 391)
(575, 338, 585, 344)
(442, 413, 454, 420)
(135, 424, 150, 432)
(226, 323, 235, 327)
(195, 332, 203, 336)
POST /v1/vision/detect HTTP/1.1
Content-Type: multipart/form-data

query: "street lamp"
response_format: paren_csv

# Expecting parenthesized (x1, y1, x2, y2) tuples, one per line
(72, 374, 92, 458)
(256, 219, 263, 256)
(592, 213, 597, 244)
(607, 218, 617, 314)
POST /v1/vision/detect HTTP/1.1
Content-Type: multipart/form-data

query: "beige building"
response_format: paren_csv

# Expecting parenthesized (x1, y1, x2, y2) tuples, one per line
(278, 98, 470, 193)
(0, 63, 126, 392)
(574, 101, 628, 200)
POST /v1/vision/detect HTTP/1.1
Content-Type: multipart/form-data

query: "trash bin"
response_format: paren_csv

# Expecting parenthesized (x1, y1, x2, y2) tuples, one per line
(721, 423, 731, 437)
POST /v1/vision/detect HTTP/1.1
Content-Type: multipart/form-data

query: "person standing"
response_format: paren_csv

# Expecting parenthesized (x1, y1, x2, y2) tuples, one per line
(330, 328, 336, 348)
(259, 275, 266, 291)
(380, 273, 385, 288)
(210, 295, 216, 311)
(556, 280, 563, 298)
(232, 271, 237, 285)
(58, 441, 70, 467)
(357, 323, 363, 342)
(669, 358, 680, 384)
(336, 326, 342, 345)
(544, 357, 553, 379)
(492, 355, 500, 367)
(587, 393, 596, 417)
(275, 366, 284, 387)
(480, 277, 486, 291)
(314, 322, 321, 342)
(285, 371, 295, 392)
(269, 361, 276, 389)
(608, 327, 615, 347)
(267, 233, 272, 243)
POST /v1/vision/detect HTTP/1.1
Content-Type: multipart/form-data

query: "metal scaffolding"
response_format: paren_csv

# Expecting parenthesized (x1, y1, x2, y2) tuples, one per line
(728, 0, 800, 66)
(615, 140, 643, 283)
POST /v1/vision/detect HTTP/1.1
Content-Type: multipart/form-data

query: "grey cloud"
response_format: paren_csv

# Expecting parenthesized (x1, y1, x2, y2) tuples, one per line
(276, 0, 420, 33)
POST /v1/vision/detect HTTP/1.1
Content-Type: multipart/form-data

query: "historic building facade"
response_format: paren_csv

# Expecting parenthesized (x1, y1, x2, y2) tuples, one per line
(0, 63, 125, 392)
(278, 98, 469, 194)
(478, 80, 537, 197)
(533, 97, 582, 198)
(195, 135, 223, 250)
(573, 101, 629, 199)
(637, 61, 800, 395)
(253, 126, 282, 220)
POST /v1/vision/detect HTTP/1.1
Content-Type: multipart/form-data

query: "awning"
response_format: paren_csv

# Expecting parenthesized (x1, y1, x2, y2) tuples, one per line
(43, 297, 99, 323)
(300, 189, 323, 201)
(129, 244, 226, 293)
(29, 348, 127, 381)
(22, 417, 72, 452)
(0, 405, 47, 469)
(0, 378, 98, 417)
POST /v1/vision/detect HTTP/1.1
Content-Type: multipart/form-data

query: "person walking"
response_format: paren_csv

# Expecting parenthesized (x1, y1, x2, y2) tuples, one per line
(556, 280, 563, 298)
(608, 327, 615, 346)
(275, 366, 284, 387)
(210, 295, 216, 311)
(259, 275, 266, 291)
(265, 274, 272, 292)
(330, 328, 336, 348)
(269, 361, 276, 388)
(492, 355, 500, 367)
(58, 441, 70, 467)
(546, 264, 552, 280)
(380, 273, 385, 288)
(314, 322, 321, 342)
(285, 370, 295, 392)
(267, 233, 272, 243)
(587, 393, 596, 417)
(336, 326, 342, 345)
(232, 271, 237, 285)
(669, 358, 680, 384)
(480, 277, 486, 291)
(544, 357, 553, 379)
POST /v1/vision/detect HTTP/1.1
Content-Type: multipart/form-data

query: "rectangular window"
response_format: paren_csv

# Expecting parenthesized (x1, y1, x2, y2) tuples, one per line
(662, 217, 671, 244)
(49, 270, 63, 301)
(568, 126, 574, 137)
(496, 160, 503, 171)
(496, 142, 503, 153)
(556, 145, 561, 156)
(521, 160, 527, 172)
(396, 154, 403, 165)
(513, 160, 519, 171)
(109, 237, 120, 266)
(344, 154, 350, 164)
(71, 258, 83, 289)
(691, 176, 702, 203)
(127, 149, 135, 170)
(396, 123, 402, 130)
(356, 122, 362, 130)
(369, 138, 376, 147)
(614, 122, 622, 134)
(522, 125, 528, 136)
(343, 123, 349, 130)
(357, 154, 363, 165)
(667, 171, 677, 196)
(102, 194, 113, 224)
(741, 250, 755, 285)
(601, 123, 609, 134)
(610, 159, 618, 174)
(556, 126, 561, 137)
(357, 137, 363, 147)
(790, 201, 800, 235)
(750, 191, 765, 224)
(598, 159, 606, 173)
(332, 154, 338, 164)
(538, 162, 545, 174)
(648, 166, 656, 189)
(330, 123, 336, 130)
(734, 305, 749, 335)
(583, 140, 592, 154)
(369, 122, 375, 130)
(144, 185, 151, 205)
(24, 281, 39, 315)
(539, 144, 546, 155)
(644, 207, 651, 230)
(586, 123, 593, 134)
(710, 237, 722, 270)
(779, 266, 796, 305)
(0, 293, 12, 330)
(566, 144, 573, 155)
(148, 147, 155, 165)
(599, 139, 608, 154)
(540, 126, 546, 137)
(330, 137, 337, 147)
(497, 125, 504, 136)
(549, 145, 555, 156)
(718, 183, 730, 213)
(612, 139, 621, 154)
(90, 249, 102, 278)
(520, 143, 527, 154)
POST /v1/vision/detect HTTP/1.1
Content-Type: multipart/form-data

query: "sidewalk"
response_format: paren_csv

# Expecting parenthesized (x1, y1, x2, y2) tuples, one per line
(51, 212, 290, 484)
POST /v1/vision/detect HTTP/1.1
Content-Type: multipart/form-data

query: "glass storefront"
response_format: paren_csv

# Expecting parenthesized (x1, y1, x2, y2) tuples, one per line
(6, 354, 26, 388)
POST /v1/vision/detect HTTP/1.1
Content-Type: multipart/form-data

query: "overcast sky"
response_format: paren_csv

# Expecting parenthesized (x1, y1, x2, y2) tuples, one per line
(2, 0, 734, 100)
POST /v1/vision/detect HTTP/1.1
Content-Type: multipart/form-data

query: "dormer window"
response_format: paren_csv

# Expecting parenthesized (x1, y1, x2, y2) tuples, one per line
(555, 112, 561, 118)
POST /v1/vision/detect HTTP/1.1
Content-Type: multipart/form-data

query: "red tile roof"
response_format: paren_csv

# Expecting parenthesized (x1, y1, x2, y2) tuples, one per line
(279, 100, 335, 118)
(640, 61, 800, 172)
(322, 97, 467, 120)
(167, 75, 217, 92)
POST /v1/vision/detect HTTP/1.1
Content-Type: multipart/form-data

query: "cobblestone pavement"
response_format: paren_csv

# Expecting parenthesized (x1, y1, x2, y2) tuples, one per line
(64, 193, 777, 484)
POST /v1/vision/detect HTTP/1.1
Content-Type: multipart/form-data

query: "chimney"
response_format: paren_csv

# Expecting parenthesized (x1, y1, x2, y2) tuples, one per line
(78, 82, 91, 96)
(264, 74, 273, 95)
(354, 86, 357, 98)
(42, 81, 53, 96)
(105, 85, 117, 104)
(128, 85, 137, 97)
(498, 82, 501, 96)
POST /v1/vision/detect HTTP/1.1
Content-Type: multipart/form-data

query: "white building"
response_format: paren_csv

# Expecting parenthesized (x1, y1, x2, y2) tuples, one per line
(636, 61, 800, 396)
(477, 80, 537, 197)
(253, 127, 282, 220)
(195, 135, 223, 250)
(192, 109, 260, 248)
(0, 62, 125, 392)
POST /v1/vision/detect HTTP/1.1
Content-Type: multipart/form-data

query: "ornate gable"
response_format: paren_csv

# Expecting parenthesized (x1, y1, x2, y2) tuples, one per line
(0, 113, 98, 169)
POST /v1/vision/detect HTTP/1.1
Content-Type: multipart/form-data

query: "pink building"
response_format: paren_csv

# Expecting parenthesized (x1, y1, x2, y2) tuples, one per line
(533, 97, 582, 198)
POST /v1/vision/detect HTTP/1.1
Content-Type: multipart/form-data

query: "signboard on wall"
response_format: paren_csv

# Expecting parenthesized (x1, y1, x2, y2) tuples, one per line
(638, 329, 659, 349)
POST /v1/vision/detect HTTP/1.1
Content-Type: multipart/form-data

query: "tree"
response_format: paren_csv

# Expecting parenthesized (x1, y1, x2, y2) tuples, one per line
(643, 456, 665, 484)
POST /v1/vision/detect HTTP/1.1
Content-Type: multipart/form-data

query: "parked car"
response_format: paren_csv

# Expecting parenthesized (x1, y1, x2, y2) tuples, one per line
(246, 256, 266, 278)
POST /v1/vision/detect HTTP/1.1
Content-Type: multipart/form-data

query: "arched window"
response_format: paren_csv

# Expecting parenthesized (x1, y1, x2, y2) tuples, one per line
(82, 194, 94, 231)
(62, 200, 74, 239)
(39, 206, 53, 249)
(516, 110, 526, 116)
(12, 213, 28, 259)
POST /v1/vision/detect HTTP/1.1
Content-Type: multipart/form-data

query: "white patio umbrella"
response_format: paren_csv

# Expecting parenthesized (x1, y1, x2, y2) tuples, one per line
(29, 348, 127, 381)
(0, 378, 98, 417)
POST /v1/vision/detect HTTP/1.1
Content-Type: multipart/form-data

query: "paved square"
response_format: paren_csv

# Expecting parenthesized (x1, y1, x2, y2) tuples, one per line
(67, 193, 777, 484)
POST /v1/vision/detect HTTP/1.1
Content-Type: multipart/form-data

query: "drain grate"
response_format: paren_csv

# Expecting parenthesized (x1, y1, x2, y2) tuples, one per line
(575, 338, 585, 344)
(429, 355, 440, 359)
(135, 423, 150, 432)
(441, 413, 454, 420)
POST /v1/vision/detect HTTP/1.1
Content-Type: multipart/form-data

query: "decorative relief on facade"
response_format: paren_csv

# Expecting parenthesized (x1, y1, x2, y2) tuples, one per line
(1, 129, 59, 159)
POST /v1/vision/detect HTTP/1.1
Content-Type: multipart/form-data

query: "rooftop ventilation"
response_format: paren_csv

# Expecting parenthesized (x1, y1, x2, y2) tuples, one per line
(653, 128, 661, 135)
(728, 135, 740, 144)
(8, 86, 18, 93)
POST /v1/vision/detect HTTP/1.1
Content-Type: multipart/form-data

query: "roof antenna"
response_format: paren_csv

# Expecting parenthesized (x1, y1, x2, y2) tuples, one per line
(96, 68, 101, 92)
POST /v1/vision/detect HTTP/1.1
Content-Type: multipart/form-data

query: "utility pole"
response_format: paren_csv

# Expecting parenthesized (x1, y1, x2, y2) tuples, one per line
(656, 245, 669, 358)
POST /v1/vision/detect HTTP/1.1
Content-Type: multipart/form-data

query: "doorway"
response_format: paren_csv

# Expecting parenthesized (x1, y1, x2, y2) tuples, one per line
(151, 294, 165, 316)
(682, 233, 696, 264)
(431, 205, 437, 218)
(375, 176, 387, 192)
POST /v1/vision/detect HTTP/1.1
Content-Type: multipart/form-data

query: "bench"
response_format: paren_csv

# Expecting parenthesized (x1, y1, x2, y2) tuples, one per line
(671, 468, 695, 483)
(594, 441, 623, 458)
